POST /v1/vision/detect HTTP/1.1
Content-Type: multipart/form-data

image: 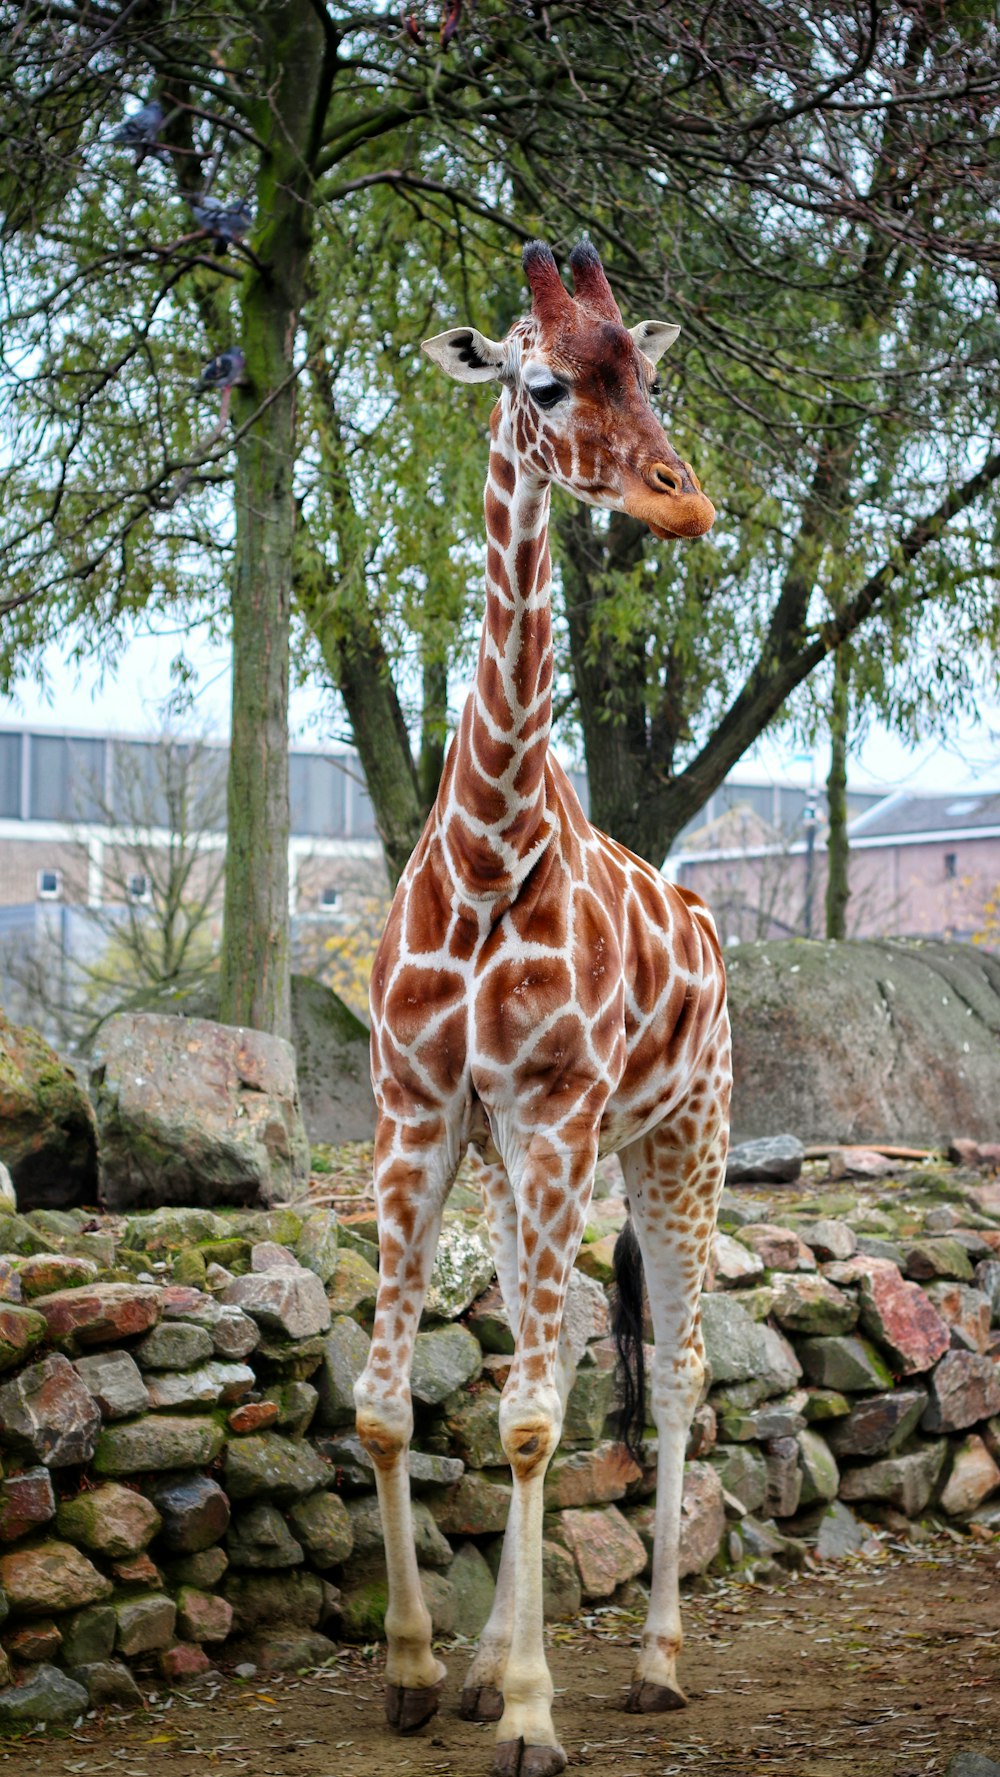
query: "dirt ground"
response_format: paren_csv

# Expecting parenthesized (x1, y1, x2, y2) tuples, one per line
(1, 1539, 998, 1777)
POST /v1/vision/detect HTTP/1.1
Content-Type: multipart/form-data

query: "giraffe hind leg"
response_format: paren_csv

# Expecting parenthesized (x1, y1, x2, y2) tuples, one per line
(617, 1063, 729, 1713)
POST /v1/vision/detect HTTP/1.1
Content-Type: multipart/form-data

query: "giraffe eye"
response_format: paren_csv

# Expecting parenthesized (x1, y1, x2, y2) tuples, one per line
(528, 380, 567, 409)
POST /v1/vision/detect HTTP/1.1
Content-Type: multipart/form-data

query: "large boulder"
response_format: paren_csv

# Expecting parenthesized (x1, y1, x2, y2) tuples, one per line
(288, 975, 374, 1145)
(91, 1013, 310, 1210)
(727, 939, 1000, 1146)
(0, 1010, 98, 1209)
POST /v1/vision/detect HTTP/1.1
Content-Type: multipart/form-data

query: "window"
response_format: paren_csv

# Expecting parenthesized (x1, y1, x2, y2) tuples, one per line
(128, 873, 151, 904)
(30, 735, 106, 822)
(0, 733, 20, 818)
(37, 868, 61, 899)
(944, 852, 957, 880)
(320, 886, 340, 910)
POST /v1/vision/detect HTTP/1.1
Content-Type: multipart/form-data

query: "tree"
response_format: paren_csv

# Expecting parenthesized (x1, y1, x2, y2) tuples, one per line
(2, 0, 998, 982)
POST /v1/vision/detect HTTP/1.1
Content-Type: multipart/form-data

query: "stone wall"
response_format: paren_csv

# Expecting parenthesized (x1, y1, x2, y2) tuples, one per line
(0, 1165, 997, 1730)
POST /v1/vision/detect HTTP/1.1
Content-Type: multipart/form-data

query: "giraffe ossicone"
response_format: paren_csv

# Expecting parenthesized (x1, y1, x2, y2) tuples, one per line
(354, 238, 731, 1777)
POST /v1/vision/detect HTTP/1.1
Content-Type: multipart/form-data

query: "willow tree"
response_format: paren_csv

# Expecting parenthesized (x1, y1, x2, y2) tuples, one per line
(2, 0, 998, 1042)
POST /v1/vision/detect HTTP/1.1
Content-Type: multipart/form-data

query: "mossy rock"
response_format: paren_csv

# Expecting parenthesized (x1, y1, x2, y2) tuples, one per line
(0, 1012, 98, 1210)
(338, 1574, 389, 1641)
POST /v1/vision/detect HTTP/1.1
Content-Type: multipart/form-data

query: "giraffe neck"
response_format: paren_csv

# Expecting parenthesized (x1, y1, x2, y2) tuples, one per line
(442, 410, 555, 899)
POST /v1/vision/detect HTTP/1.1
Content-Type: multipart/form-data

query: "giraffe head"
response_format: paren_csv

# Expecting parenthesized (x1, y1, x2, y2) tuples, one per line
(422, 239, 715, 540)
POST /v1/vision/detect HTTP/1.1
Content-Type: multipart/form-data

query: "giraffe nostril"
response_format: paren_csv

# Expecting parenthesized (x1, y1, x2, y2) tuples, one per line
(651, 462, 681, 495)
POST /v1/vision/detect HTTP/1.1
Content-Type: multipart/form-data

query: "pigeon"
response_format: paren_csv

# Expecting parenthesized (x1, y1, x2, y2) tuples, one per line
(112, 98, 166, 157)
(198, 346, 245, 391)
(189, 194, 254, 250)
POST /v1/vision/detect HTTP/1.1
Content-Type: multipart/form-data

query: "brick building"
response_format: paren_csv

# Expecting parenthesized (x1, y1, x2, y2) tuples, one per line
(672, 786, 1000, 945)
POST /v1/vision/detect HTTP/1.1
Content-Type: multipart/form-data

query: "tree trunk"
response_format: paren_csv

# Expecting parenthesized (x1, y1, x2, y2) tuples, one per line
(218, 3, 327, 1037)
(825, 645, 851, 939)
(559, 505, 671, 862)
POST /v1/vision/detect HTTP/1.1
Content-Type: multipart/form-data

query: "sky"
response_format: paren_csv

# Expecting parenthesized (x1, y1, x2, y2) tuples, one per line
(4, 619, 999, 802)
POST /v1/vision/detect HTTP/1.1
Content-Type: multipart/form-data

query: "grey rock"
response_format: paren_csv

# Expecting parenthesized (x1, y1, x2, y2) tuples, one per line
(0, 1010, 97, 1209)
(0, 1664, 88, 1725)
(425, 1220, 495, 1321)
(855, 1235, 906, 1266)
(135, 1321, 214, 1370)
(70, 1661, 143, 1708)
(92, 1012, 310, 1210)
(251, 1241, 299, 1272)
(839, 1440, 947, 1514)
(261, 1378, 318, 1436)
(799, 1219, 857, 1262)
(561, 1267, 611, 1361)
(827, 1389, 928, 1459)
(922, 1350, 1000, 1433)
(60, 1605, 117, 1666)
(224, 1432, 332, 1503)
(93, 1413, 224, 1476)
(974, 1260, 1000, 1325)
(797, 1334, 893, 1393)
(315, 1315, 371, 1427)
(701, 1293, 802, 1395)
(763, 1437, 802, 1517)
(726, 1134, 804, 1184)
(114, 1593, 176, 1656)
(160, 1296, 262, 1361)
(449, 1541, 496, 1638)
(73, 1350, 149, 1420)
(796, 1429, 839, 1505)
(221, 1269, 331, 1340)
(226, 1503, 304, 1569)
(295, 1211, 340, 1285)
(726, 938, 1000, 1147)
(946, 1756, 1000, 1777)
(411, 1324, 482, 1405)
(285, 972, 374, 1146)
(287, 1491, 354, 1566)
(707, 1445, 768, 1515)
(150, 1473, 231, 1552)
(318, 1433, 463, 1490)
(223, 1568, 325, 1635)
(145, 1360, 254, 1411)
(814, 1500, 867, 1558)
(0, 1351, 101, 1466)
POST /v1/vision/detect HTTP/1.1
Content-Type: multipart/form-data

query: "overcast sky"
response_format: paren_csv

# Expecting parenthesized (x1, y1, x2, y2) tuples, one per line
(4, 621, 998, 801)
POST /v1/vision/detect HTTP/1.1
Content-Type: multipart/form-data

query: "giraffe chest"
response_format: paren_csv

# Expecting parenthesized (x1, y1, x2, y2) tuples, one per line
(371, 849, 723, 1154)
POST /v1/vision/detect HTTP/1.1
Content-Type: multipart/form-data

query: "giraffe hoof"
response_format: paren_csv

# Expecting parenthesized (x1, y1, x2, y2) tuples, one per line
(492, 1739, 567, 1777)
(624, 1679, 687, 1714)
(384, 1678, 445, 1734)
(459, 1682, 504, 1721)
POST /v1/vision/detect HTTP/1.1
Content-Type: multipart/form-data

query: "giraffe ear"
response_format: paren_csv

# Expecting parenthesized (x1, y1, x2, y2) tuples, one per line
(421, 327, 504, 383)
(630, 321, 681, 364)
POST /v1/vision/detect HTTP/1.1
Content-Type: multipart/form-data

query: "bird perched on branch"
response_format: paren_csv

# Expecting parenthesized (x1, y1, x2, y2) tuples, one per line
(112, 98, 167, 162)
(189, 194, 254, 253)
(197, 346, 245, 429)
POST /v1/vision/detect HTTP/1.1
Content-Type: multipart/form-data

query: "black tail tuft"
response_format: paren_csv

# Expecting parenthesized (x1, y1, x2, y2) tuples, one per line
(612, 1217, 647, 1465)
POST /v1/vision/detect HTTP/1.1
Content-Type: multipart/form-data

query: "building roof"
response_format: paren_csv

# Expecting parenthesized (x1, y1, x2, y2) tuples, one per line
(849, 789, 1000, 841)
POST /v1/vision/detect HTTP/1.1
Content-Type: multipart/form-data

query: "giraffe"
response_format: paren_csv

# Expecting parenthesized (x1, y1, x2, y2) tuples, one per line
(354, 239, 731, 1777)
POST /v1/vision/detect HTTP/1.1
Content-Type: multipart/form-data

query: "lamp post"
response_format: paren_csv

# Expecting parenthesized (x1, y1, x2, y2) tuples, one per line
(802, 794, 819, 938)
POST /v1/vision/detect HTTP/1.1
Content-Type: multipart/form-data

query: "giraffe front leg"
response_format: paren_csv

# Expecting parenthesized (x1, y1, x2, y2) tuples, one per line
(354, 1116, 455, 1732)
(493, 1384, 566, 1777)
(490, 1130, 598, 1777)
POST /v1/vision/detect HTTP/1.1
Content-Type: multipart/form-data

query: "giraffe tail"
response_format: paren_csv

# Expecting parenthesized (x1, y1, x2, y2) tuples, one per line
(612, 1218, 647, 1464)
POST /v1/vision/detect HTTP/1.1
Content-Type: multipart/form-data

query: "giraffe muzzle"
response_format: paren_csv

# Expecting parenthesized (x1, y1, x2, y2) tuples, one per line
(621, 460, 716, 540)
